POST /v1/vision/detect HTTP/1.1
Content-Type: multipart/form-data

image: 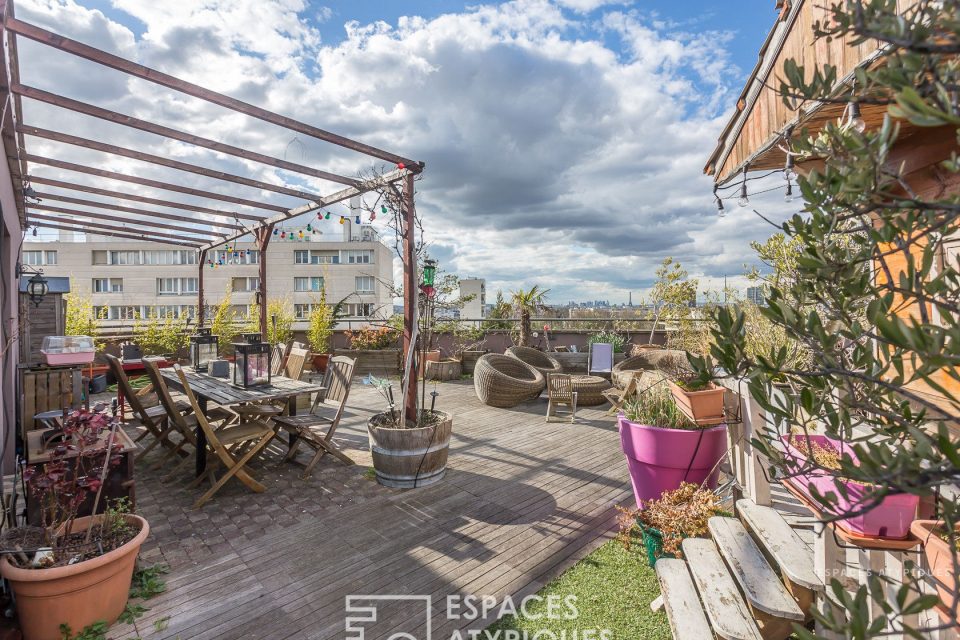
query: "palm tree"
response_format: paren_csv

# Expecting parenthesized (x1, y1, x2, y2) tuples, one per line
(510, 285, 549, 347)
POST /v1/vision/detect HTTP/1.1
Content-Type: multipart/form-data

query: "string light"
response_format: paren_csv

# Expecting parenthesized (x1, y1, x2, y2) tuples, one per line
(784, 180, 794, 203)
(273, 228, 278, 235)
(355, 215, 361, 224)
(713, 185, 725, 217)
(846, 100, 866, 133)
(306, 224, 312, 232)
(280, 231, 286, 238)
(370, 212, 377, 222)
(381, 205, 388, 214)
(339, 216, 346, 225)
(324, 212, 331, 220)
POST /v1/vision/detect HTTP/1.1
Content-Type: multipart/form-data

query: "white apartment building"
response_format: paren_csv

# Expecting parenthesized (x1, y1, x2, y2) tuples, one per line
(24, 220, 395, 330)
(458, 278, 486, 323)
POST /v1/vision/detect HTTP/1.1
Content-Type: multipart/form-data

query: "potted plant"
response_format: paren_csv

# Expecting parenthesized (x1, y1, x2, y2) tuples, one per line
(910, 520, 959, 617)
(618, 385, 728, 509)
(307, 288, 339, 373)
(781, 432, 919, 539)
(660, 356, 726, 425)
(1, 405, 150, 640)
(616, 482, 725, 566)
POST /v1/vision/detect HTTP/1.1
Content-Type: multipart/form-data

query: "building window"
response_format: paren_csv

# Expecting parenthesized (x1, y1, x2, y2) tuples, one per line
(92, 250, 108, 265)
(23, 251, 42, 265)
(231, 277, 260, 292)
(294, 276, 324, 292)
(342, 250, 373, 264)
(45, 251, 58, 265)
(143, 250, 197, 265)
(108, 250, 140, 265)
(93, 278, 123, 293)
(294, 303, 312, 320)
(355, 276, 375, 294)
(109, 305, 139, 321)
(294, 250, 310, 264)
(230, 304, 250, 319)
(216, 249, 258, 264)
(157, 277, 198, 295)
(311, 250, 339, 264)
(345, 303, 374, 317)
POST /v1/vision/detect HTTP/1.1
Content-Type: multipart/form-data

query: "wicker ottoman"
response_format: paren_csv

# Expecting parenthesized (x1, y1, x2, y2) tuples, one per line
(570, 375, 611, 406)
(474, 354, 546, 408)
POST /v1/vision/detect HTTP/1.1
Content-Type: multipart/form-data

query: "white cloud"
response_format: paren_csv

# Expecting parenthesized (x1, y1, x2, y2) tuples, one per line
(15, 0, 782, 303)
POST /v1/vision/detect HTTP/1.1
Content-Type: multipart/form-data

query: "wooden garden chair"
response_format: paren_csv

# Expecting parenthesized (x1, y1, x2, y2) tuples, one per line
(235, 347, 310, 419)
(105, 354, 190, 462)
(141, 358, 234, 476)
(545, 373, 577, 423)
(173, 365, 277, 508)
(272, 356, 356, 478)
(604, 373, 640, 415)
(270, 342, 287, 376)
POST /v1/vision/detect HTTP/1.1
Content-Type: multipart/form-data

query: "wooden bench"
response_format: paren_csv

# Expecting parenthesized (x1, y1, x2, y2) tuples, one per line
(655, 559, 713, 640)
(682, 537, 764, 640)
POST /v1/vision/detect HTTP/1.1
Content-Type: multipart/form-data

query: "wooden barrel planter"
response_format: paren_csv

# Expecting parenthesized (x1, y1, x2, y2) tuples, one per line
(368, 411, 453, 488)
(425, 359, 462, 381)
(461, 350, 486, 374)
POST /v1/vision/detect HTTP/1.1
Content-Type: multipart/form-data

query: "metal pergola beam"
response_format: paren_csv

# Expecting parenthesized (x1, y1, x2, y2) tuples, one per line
(28, 204, 227, 239)
(201, 167, 412, 250)
(28, 210, 220, 242)
(32, 191, 245, 231)
(5, 15, 418, 168)
(14, 83, 360, 188)
(25, 154, 286, 216)
(19, 125, 326, 201)
(28, 176, 258, 222)
(27, 219, 203, 247)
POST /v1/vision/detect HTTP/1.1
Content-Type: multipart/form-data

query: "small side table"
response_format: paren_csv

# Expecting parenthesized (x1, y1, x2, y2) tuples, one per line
(570, 375, 611, 406)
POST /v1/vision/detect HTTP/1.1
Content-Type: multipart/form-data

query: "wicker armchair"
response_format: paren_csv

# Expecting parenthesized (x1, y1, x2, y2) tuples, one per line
(611, 349, 688, 388)
(505, 346, 564, 377)
(474, 354, 546, 408)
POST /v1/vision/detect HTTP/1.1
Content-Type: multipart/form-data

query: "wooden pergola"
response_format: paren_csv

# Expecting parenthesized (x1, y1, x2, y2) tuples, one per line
(0, 0, 425, 417)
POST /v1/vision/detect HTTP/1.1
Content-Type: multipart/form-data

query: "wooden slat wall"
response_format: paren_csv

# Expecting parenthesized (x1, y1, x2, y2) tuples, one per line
(19, 367, 82, 437)
(714, 0, 913, 182)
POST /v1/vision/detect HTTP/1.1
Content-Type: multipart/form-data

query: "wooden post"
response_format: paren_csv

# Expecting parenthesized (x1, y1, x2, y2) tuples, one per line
(257, 225, 273, 338)
(197, 248, 207, 326)
(402, 174, 418, 423)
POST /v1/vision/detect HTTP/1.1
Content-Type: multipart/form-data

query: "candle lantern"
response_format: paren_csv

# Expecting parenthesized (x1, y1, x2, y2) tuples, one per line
(233, 334, 271, 388)
(189, 328, 219, 373)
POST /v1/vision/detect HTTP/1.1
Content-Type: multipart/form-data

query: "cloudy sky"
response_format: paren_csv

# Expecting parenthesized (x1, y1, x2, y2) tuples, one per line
(18, 0, 797, 304)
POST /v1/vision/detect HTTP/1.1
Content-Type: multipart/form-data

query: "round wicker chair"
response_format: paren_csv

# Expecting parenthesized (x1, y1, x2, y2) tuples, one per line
(474, 354, 546, 408)
(612, 349, 688, 388)
(505, 346, 564, 377)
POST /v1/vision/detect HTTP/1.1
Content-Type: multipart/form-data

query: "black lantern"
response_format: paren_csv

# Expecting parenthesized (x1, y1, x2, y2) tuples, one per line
(26, 272, 48, 307)
(189, 327, 219, 373)
(233, 334, 271, 388)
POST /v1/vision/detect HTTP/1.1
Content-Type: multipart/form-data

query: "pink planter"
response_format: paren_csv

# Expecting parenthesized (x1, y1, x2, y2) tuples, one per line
(782, 435, 918, 539)
(618, 415, 728, 509)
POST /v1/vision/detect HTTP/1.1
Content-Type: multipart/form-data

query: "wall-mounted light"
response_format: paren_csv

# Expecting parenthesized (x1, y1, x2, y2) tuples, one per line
(16, 262, 48, 308)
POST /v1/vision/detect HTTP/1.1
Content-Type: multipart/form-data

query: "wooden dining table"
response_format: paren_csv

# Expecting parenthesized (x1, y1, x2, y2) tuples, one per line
(159, 367, 326, 476)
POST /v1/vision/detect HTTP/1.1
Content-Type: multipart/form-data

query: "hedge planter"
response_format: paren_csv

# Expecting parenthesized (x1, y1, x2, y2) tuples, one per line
(333, 348, 400, 377)
(782, 434, 919, 539)
(910, 520, 959, 617)
(618, 415, 728, 509)
(368, 411, 453, 488)
(1, 514, 149, 640)
(668, 380, 726, 425)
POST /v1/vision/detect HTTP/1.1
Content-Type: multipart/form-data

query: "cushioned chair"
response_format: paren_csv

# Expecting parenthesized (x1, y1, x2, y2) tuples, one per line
(505, 346, 564, 377)
(611, 349, 689, 388)
(473, 354, 546, 408)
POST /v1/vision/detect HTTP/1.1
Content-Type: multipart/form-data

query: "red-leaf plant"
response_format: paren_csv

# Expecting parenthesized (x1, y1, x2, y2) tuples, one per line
(22, 403, 124, 550)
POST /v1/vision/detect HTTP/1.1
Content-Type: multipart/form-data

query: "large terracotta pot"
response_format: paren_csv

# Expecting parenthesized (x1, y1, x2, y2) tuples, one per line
(618, 415, 728, 509)
(911, 520, 959, 619)
(311, 352, 330, 373)
(1, 514, 149, 640)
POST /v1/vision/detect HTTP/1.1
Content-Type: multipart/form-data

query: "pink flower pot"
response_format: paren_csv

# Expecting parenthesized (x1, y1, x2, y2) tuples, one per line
(782, 434, 918, 539)
(618, 415, 728, 509)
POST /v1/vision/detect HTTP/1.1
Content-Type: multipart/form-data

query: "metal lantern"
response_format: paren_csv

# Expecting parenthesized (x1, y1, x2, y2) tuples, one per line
(233, 334, 271, 388)
(422, 259, 437, 287)
(189, 328, 219, 373)
(26, 272, 48, 307)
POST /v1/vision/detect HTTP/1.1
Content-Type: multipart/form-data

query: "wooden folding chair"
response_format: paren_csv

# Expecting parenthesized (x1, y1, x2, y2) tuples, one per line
(142, 358, 234, 476)
(235, 347, 310, 419)
(546, 373, 577, 423)
(173, 365, 277, 508)
(604, 372, 642, 415)
(272, 356, 356, 478)
(270, 342, 287, 376)
(106, 354, 189, 461)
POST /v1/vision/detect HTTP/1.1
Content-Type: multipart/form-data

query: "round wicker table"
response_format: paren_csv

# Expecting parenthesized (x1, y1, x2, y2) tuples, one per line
(570, 375, 611, 406)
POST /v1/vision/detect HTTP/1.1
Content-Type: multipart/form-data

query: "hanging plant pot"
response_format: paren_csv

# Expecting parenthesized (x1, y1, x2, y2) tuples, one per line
(618, 415, 728, 509)
(910, 520, 960, 618)
(368, 411, 453, 488)
(782, 434, 918, 539)
(667, 381, 726, 425)
(1, 514, 149, 640)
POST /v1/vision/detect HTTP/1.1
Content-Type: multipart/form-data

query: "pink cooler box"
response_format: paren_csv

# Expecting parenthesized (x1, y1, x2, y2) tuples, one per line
(41, 335, 95, 366)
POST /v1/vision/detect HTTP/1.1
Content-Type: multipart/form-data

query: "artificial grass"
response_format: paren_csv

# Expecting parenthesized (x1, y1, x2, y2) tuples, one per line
(486, 538, 670, 639)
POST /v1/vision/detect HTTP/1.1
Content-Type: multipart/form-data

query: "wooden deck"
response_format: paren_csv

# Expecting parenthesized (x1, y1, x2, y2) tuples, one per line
(112, 379, 634, 640)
